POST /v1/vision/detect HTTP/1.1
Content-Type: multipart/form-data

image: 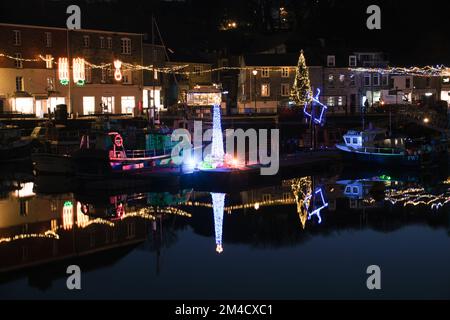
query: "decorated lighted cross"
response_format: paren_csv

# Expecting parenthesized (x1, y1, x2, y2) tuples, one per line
(303, 88, 328, 126)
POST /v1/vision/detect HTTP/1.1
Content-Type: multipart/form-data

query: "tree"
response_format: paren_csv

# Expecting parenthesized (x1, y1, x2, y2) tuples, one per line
(291, 50, 312, 106)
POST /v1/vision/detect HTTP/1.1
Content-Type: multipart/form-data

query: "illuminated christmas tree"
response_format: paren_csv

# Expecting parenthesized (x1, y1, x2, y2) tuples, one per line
(291, 50, 312, 106)
(211, 193, 226, 254)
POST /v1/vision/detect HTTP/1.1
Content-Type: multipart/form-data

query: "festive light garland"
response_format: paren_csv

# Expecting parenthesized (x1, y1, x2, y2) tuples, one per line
(0, 230, 59, 244)
(73, 58, 86, 86)
(4, 51, 450, 77)
(58, 57, 70, 85)
(350, 65, 450, 77)
(114, 59, 123, 81)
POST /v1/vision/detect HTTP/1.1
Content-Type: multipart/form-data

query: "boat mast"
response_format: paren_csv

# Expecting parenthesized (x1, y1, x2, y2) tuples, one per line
(151, 14, 156, 128)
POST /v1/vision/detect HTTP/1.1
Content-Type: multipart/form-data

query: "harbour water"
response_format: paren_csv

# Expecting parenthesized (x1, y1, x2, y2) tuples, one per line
(0, 165, 449, 300)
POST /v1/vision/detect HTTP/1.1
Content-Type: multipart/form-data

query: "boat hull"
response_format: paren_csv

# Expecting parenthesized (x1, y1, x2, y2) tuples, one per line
(336, 144, 422, 167)
(32, 153, 74, 175)
(0, 140, 32, 162)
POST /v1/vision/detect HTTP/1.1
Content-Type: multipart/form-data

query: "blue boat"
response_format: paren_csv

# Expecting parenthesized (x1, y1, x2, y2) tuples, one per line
(336, 128, 447, 167)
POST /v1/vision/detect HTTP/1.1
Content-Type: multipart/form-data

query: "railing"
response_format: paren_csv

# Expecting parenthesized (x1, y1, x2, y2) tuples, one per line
(357, 146, 403, 155)
(125, 149, 170, 159)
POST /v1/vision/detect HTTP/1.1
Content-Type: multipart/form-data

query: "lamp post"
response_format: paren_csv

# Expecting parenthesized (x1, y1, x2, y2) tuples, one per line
(252, 70, 258, 114)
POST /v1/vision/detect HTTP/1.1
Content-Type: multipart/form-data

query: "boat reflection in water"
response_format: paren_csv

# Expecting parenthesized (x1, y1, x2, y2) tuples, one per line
(0, 169, 450, 299)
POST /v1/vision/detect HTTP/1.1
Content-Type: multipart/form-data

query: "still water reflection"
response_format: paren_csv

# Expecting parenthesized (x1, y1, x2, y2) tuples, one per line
(0, 168, 450, 299)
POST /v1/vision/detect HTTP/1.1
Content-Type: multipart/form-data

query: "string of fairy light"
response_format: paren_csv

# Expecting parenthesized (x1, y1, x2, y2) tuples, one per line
(3, 52, 450, 77)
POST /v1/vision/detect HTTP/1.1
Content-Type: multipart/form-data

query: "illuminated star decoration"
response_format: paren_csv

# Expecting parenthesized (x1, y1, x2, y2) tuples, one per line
(304, 187, 329, 224)
(304, 88, 328, 126)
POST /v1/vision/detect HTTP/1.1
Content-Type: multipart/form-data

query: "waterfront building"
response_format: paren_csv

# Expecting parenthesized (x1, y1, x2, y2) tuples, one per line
(0, 23, 144, 117)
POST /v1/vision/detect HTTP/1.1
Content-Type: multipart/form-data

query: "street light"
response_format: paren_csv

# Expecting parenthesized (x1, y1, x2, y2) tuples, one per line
(252, 70, 258, 114)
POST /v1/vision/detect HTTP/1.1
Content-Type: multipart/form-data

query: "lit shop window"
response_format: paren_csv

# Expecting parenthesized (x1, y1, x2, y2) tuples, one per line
(12, 98, 33, 114)
(121, 96, 135, 114)
(101, 96, 115, 113)
(48, 97, 65, 113)
(83, 96, 96, 115)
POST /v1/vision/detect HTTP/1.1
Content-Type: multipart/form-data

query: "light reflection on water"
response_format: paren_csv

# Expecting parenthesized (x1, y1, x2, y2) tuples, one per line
(0, 170, 450, 299)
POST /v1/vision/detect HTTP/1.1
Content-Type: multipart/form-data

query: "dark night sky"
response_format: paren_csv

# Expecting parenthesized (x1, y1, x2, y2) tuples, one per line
(1, 0, 449, 66)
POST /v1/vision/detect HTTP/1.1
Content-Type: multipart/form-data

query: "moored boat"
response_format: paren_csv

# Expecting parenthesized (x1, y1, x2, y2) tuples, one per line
(336, 128, 447, 167)
(0, 123, 32, 162)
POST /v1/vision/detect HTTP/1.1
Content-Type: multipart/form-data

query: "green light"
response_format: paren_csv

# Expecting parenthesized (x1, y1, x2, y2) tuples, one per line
(64, 201, 73, 207)
(76, 80, 85, 86)
(60, 79, 69, 86)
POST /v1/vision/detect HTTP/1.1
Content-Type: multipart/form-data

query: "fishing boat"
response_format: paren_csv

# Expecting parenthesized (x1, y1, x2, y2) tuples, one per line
(0, 123, 32, 162)
(30, 121, 83, 175)
(336, 127, 447, 167)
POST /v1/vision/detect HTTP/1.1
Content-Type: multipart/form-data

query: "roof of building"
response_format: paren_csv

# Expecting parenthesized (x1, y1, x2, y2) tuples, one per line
(0, 23, 144, 36)
(243, 50, 323, 67)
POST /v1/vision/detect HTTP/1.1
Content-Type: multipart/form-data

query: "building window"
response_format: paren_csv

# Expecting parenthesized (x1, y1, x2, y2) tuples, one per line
(121, 96, 135, 114)
(193, 66, 202, 74)
(261, 68, 270, 78)
(13, 30, 21, 46)
(83, 35, 90, 48)
(382, 75, 389, 86)
(122, 70, 132, 84)
(338, 96, 344, 106)
(154, 70, 158, 80)
(364, 74, 371, 86)
(100, 36, 105, 49)
(101, 68, 107, 83)
(101, 96, 115, 113)
(45, 32, 52, 48)
(327, 96, 335, 106)
(45, 54, 53, 69)
(107, 37, 113, 49)
(121, 38, 132, 54)
(327, 55, 335, 67)
(83, 96, 95, 115)
(281, 83, 290, 96)
(46, 77, 55, 91)
(328, 74, 334, 85)
(406, 78, 411, 89)
(349, 55, 357, 67)
(350, 74, 356, 86)
(15, 53, 23, 68)
(15, 76, 24, 91)
(426, 78, 431, 88)
(373, 74, 380, 86)
(241, 84, 245, 98)
(339, 74, 345, 83)
(262, 194, 271, 202)
(85, 65, 92, 83)
(261, 84, 270, 97)
(281, 67, 289, 78)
